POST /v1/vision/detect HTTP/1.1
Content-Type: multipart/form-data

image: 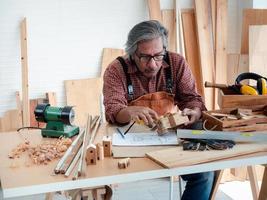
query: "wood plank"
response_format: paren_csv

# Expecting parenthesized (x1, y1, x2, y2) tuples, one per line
(241, 9, 267, 54)
(101, 48, 124, 78)
(215, 0, 228, 108)
(0, 110, 22, 132)
(181, 9, 204, 97)
(147, 0, 162, 22)
(65, 78, 101, 127)
(249, 25, 267, 79)
(161, 9, 176, 52)
(46, 92, 57, 106)
(15, 91, 23, 127)
(174, 0, 185, 56)
(146, 143, 267, 168)
(20, 18, 30, 127)
(210, 0, 217, 45)
(195, 0, 216, 110)
(227, 54, 249, 85)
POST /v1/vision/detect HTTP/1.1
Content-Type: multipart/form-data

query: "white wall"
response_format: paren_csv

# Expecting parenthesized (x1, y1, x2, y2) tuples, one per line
(0, 0, 253, 116)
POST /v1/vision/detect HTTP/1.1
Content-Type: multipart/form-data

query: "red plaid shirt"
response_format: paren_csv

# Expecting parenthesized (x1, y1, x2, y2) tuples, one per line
(103, 51, 206, 123)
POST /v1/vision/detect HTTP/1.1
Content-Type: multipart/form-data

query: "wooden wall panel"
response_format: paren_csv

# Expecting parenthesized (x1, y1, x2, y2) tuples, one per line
(162, 9, 177, 52)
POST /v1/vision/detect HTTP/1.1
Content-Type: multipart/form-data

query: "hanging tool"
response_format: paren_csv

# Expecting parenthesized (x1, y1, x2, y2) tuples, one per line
(34, 103, 79, 138)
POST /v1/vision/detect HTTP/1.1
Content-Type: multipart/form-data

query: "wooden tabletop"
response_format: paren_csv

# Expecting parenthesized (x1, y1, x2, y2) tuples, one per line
(1, 124, 267, 199)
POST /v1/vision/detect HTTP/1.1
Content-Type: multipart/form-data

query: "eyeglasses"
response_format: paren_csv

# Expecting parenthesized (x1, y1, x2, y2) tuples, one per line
(135, 50, 165, 63)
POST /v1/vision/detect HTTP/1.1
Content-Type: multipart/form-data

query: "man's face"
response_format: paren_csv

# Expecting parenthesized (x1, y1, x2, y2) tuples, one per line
(134, 37, 165, 78)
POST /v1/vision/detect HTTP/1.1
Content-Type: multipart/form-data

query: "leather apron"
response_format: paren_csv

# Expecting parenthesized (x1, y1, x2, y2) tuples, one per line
(129, 91, 177, 116)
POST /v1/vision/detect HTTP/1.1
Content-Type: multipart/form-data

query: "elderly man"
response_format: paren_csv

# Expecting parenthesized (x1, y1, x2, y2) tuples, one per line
(103, 20, 214, 200)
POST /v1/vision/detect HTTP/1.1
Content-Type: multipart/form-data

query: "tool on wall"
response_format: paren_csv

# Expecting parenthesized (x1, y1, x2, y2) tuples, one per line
(34, 103, 79, 138)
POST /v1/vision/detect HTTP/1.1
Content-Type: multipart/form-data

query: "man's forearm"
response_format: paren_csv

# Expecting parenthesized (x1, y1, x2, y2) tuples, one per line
(115, 107, 131, 124)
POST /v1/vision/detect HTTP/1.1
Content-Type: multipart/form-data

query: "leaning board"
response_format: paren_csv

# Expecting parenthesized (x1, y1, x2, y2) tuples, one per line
(146, 143, 267, 168)
(65, 78, 101, 127)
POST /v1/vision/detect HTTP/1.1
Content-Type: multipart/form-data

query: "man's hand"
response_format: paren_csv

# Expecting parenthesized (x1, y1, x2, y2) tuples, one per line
(181, 107, 202, 126)
(116, 106, 159, 126)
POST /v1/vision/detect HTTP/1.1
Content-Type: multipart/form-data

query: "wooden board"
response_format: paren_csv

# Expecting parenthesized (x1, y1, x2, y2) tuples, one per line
(20, 18, 30, 127)
(0, 110, 22, 132)
(249, 25, 267, 78)
(162, 9, 176, 52)
(227, 54, 249, 85)
(101, 48, 124, 78)
(112, 145, 175, 158)
(194, 0, 216, 110)
(214, 0, 228, 109)
(146, 143, 267, 168)
(65, 78, 101, 127)
(147, 0, 162, 22)
(241, 9, 267, 54)
(181, 9, 204, 97)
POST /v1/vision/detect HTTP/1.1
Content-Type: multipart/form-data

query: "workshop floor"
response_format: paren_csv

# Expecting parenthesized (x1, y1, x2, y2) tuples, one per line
(0, 178, 261, 200)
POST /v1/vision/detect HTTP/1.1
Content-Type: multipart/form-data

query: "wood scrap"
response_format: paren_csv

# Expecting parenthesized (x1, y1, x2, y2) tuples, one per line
(118, 158, 130, 169)
(103, 136, 112, 157)
(96, 143, 104, 160)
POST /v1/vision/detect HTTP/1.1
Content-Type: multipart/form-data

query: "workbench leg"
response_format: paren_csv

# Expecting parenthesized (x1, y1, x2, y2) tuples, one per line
(169, 176, 174, 200)
(258, 166, 267, 200)
(210, 170, 224, 200)
(247, 166, 259, 200)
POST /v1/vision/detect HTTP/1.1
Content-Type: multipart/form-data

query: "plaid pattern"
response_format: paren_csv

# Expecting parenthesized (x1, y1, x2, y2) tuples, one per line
(103, 51, 206, 123)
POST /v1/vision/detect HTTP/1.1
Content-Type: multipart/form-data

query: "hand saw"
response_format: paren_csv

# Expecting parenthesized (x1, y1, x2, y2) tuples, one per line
(177, 129, 267, 143)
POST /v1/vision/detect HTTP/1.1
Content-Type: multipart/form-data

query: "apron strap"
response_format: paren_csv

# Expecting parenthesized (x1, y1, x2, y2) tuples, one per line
(117, 56, 134, 100)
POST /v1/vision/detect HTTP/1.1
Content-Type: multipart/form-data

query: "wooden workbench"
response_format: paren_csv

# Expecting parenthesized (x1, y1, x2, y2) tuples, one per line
(0, 124, 267, 200)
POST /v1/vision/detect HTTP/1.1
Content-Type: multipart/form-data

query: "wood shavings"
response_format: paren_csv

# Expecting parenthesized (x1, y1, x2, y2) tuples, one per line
(8, 137, 72, 165)
(8, 139, 30, 159)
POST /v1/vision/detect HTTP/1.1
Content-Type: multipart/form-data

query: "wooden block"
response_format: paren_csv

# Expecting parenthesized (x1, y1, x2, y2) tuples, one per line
(103, 136, 112, 157)
(96, 143, 104, 160)
(86, 144, 97, 165)
(169, 113, 189, 127)
(118, 158, 130, 169)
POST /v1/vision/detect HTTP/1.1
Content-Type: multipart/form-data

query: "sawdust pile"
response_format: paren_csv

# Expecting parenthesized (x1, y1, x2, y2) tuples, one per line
(8, 137, 72, 165)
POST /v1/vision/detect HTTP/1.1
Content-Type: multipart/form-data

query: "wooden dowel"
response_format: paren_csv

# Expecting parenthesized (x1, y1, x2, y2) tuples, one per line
(64, 147, 82, 177)
(54, 129, 85, 174)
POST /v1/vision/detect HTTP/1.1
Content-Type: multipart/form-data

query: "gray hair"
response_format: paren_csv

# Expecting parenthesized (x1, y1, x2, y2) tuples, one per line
(125, 20, 168, 56)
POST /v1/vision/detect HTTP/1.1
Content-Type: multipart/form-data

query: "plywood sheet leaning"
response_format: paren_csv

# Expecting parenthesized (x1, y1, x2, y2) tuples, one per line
(65, 78, 101, 127)
(146, 143, 267, 168)
(20, 17, 30, 127)
(249, 25, 267, 79)
(147, 0, 162, 23)
(215, 0, 228, 109)
(162, 9, 177, 52)
(241, 9, 267, 54)
(181, 9, 204, 97)
(194, 0, 216, 110)
(101, 48, 124, 78)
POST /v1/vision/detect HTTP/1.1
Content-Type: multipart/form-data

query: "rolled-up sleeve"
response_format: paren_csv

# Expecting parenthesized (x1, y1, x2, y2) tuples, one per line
(103, 61, 128, 123)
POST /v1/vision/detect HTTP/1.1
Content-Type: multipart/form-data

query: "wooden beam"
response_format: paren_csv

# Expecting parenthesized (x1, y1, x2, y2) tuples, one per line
(162, 9, 177, 52)
(147, 0, 162, 22)
(20, 18, 30, 127)
(195, 0, 216, 110)
(181, 9, 204, 97)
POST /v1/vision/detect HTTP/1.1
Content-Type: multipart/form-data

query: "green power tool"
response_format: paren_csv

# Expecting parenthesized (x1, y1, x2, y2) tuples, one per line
(34, 103, 79, 138)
